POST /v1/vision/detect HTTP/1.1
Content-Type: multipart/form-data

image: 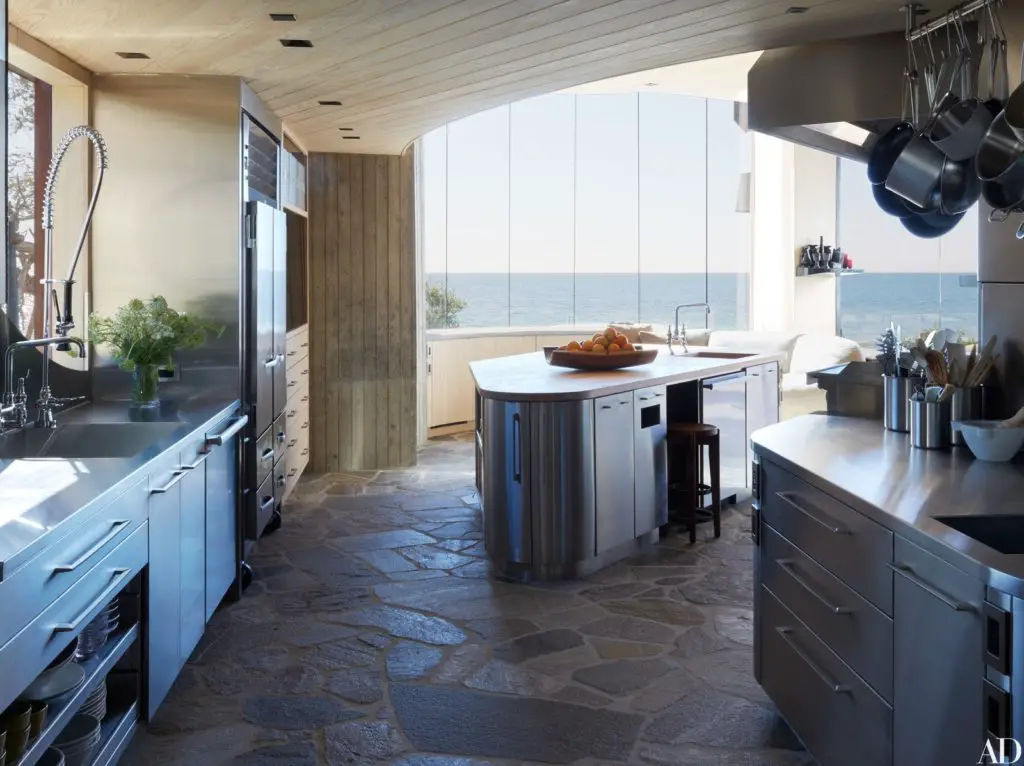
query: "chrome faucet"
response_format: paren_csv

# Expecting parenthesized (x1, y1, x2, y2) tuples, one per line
(1, 126, 107, 430)
(669, 303, 712, 355)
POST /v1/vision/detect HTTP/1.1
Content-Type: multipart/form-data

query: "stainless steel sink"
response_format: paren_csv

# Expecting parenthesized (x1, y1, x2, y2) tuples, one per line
(679, 351, 755, 360)
(935, 515, 1024, 555)
(0, 422, 182, 459)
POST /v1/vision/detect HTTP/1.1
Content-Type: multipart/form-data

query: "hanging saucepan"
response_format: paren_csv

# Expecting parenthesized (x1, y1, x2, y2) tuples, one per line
(1002, 42, 1024, 141)
(937, 154, 982, 214)
(867, 122, 916, 185)
(901, 209, 966, 239)
(929, 20, 994, 161)
(976, 111, 1024, 191)
(885, 91, 957, 210)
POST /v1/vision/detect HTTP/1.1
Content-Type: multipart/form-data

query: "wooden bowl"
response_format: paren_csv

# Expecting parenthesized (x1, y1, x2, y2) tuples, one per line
(547, 347, 657, 370)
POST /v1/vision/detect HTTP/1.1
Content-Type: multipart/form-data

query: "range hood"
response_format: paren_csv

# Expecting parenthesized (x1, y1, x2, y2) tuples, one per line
(746, 31, 913, 162)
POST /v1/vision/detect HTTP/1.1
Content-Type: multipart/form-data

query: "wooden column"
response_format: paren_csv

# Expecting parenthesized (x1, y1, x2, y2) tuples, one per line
(308, 149, 417, 472)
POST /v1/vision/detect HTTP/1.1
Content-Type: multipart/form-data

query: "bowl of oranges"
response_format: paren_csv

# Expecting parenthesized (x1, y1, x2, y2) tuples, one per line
(545, 328, 659, 370)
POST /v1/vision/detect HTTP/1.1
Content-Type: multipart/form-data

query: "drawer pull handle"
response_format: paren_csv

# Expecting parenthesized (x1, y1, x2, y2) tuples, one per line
(889, 563, 974, 612)
(151, 471, 186, 494)
(775, 626, 850, 694)
(288, 468, 298, 477)
(301, 341, 308, 348)
(53, 568, 131, 633)
(775, 491, 849, 535)
(260, 447, 275, 463)
(288, 410, 297, 417)
(207, 414, 248, 446)
(288, 381, 298, 387)
(301, 422, 309, 430)
(53, 521, 131, 573)
(301, 396, 308, 403)
(287, 438, 298, 448)
(260, 495, 275, 511)
(776, 559, 851, 615)
(301, 448, 309, 456)
(276, 475, 286, 488)
(181, 453, 209, 470)
(301, 369, 308, 375)
(287, 350, 297, 356)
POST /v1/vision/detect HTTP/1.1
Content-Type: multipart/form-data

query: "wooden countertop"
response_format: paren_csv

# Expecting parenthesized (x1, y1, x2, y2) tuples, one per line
(470, 345, 786, 402)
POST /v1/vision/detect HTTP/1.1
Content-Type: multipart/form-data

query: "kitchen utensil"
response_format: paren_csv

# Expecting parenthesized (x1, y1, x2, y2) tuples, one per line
(46, 639, 78, 672)
(952, 420, 1024, 461)
(883, 375, 916, 432)
(923, 348, 948, 385)
(547, 347, 657, 371)
(900, 209, 965, 238)
(30, 701, 48, 737)
(946, 341, 968, 383)
(873, 181, 917, 217)
(949, 386, 984, 445)
(911, 398, 950, 449)
(868, 122, 916, 185)
(936, 154, 982, 214)
(19, 662, 85, 702)
(931, 25, 993, 160)
(876, 328, 898, 375)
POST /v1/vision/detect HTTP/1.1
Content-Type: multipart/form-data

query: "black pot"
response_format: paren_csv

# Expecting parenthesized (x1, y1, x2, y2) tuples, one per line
(867, 122, 915, 184)
(900, 209, 966, 238)
(873, 182, 916, 217)
(938, 157, 982, 215)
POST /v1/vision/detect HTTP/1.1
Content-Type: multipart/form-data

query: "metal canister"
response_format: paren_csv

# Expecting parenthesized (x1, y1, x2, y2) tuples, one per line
(883, 376, 915, 433)
(910, 399, 951, 450)
(949, 386, 984, 446)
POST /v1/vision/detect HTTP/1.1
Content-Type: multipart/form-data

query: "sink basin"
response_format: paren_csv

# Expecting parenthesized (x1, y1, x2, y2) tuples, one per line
(0, 422, 182, 459)
(679, 351, 755, 360)
(935, 515, 1024, 555)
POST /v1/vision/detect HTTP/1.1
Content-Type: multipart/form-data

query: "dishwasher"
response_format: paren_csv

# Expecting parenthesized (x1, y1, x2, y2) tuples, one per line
(700, 370, 749, 503)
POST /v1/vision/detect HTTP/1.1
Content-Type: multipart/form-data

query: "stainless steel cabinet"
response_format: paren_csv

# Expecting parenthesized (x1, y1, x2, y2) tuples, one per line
(205, 416, 243, 620)
(701, 371, 748, 492)
(634, 385, 667, 536)
(482, 399, 531, 566)
(178, 439, 207, 665)
(746, 362, 779, 486)
(595, 392, 635, 555)
(147, 458, 184, 719)
(893, 536, 984, 765)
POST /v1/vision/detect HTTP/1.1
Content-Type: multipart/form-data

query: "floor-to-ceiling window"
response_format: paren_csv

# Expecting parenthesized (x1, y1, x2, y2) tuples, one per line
(836, 158, 979, 345)
(420, 91, 752, 330)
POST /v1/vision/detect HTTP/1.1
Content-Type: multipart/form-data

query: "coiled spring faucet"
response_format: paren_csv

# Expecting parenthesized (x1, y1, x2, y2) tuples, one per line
(2, 125, 107, 429)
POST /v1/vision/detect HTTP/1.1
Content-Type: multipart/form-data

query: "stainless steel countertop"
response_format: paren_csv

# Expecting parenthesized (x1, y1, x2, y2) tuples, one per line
(752, 414, 1024, 596)
(471, 345, 785, 401)
(0, 392, 240, 581)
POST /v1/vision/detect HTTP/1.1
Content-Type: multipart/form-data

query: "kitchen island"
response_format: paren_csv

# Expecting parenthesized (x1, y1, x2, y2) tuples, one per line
(470, 345, 783, 581)
(751, 414, 1024, 766)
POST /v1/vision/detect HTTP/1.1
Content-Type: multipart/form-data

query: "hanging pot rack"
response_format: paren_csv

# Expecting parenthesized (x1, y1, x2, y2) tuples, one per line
(907, 0, 1000, 42)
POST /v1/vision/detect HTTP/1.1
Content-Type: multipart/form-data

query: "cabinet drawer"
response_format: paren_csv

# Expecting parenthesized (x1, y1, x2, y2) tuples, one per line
(255, 425, 275, 487)
(893, 535, 983, 610)
(0, 523, 147, 714)
(761, 586, 892, 766)
(0, 477, 148, 648)
(286, 352, 309, 394)
(761, 461, 893, 614)
(286, 325, 308, 365)
(285, 394, 310, 446)
(762, 524, 893, 702)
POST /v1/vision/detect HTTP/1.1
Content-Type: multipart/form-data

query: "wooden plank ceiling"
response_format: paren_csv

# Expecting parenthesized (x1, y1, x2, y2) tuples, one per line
(9, 0, 963, 155)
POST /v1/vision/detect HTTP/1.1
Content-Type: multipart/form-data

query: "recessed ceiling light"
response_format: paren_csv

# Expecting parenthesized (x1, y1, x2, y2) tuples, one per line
(785, 6, 809, 13)
(319, 100, 343, 106)
(116, 51, 150, 59)
(338, 127, 354, 131)
(643, 82, 658, 87)
(342, 136, 360, 140)
(269, 12, 296, 21)
(280, 39, 313, 48)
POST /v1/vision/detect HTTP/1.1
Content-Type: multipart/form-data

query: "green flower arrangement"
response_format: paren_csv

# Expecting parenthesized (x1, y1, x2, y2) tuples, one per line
(89, 296, 222, 405)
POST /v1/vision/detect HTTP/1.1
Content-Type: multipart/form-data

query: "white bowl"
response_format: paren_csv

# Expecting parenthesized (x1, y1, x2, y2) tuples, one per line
(952, 420, 1024, 462)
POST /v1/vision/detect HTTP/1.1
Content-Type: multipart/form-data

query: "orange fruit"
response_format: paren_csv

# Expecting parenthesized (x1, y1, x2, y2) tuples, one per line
(604, 327, 617, 341)
(614, 334, 628, 347)
(591, 344, 608, 354)
(567, 340, 581, 351)
(582, 340, 594, 351)
(608, 343, 622, 352)
(623, 342, 635, 352)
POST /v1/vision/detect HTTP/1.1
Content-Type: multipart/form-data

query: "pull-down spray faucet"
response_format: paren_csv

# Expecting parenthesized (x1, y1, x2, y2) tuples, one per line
(1, 126, 108, 430)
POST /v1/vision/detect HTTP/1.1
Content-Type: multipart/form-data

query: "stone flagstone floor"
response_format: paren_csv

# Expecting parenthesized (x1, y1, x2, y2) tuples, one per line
(122, 435, 812, 766)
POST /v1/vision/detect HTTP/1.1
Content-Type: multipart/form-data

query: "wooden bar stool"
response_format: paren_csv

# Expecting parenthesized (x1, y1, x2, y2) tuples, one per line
(667, 422, 721, 544)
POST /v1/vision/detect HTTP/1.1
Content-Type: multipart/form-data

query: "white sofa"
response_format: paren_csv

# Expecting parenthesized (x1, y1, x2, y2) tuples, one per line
(625, 325, 865, 420)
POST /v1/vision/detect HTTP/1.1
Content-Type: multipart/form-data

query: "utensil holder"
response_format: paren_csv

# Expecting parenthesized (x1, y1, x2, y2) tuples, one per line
(949, 386, 984, 446)
(911, 399, 950, 449)
(883, 376, 917, 432)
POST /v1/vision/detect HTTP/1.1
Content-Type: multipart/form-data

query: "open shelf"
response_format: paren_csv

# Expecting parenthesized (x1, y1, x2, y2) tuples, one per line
(14, 626, 138, 766)
(796, 268, 865, 277)
(88, 675, 139, 766)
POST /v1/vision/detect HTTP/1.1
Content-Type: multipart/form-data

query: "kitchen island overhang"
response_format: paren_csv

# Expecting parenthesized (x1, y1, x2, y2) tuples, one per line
(471, 346, 784, 581)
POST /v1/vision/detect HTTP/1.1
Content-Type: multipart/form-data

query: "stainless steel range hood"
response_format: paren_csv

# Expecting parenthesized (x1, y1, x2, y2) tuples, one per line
(747, 31, 913, 162)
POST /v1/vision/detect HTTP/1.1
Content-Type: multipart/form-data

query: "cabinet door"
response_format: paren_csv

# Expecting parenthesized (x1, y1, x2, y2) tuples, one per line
(893, 537, 984, 765)
(206, 426, 239, 620)
(634, 386, 667, 536)
(482, 399, 531, 563)
(179, 443, 207, 663)
(595, 392, 635, 554)
(148, 462, 184, 719)
(701, 372, 748, 491)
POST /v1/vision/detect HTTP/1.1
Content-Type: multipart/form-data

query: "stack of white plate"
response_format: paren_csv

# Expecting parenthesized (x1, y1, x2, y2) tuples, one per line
(78, 681, 106, 722)
(74, 601, 118, 661)
(53, 714, 100, 766)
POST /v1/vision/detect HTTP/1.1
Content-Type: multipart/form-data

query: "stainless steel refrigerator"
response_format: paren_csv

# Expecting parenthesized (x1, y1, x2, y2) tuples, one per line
(242, 198, 287, 543)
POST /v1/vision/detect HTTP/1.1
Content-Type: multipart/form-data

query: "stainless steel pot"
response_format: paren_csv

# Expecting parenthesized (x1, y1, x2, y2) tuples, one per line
(975, 111, 1024, 185)
(930, 43, 993, 160)
(886, 93, 958, 209)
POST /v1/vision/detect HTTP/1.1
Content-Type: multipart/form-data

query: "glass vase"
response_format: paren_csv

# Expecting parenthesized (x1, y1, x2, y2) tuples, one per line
(132, 363, 160, 408)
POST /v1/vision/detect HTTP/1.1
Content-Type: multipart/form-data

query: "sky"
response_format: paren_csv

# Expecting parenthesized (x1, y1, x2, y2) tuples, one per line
(422, 89, 978, 276)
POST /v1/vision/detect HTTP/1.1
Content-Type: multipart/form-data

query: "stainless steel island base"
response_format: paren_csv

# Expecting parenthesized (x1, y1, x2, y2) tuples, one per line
(481, 391, 667, 582)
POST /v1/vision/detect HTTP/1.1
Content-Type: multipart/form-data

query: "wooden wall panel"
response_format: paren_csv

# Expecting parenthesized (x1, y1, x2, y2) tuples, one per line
(308, 149, 417, 471)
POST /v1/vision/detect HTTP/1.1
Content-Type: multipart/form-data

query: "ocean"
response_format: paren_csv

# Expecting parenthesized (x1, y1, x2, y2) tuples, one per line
(428, 272, 979, 344)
